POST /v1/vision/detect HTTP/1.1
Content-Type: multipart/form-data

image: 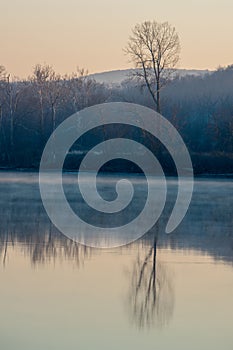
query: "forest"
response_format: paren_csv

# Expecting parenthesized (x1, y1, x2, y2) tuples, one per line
(0, 64, 232, 175)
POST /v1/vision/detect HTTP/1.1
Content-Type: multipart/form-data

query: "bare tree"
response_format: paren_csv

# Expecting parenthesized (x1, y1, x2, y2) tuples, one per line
(0, 66, 7, 157)
(32, 63, 62, 145)
(63, 67, 89, 112)
(46, 71, 62, 132)
(63, 67, 109, 113)
(0, 73, 26, 162)
(0, 66, 19, 163)
(5, 76, 20, 152)
(32, 64, 52, 141)
(125, 21, 180, 113)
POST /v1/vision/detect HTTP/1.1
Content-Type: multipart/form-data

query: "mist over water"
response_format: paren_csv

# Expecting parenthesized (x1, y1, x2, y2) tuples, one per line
(0, 172, 232, 350)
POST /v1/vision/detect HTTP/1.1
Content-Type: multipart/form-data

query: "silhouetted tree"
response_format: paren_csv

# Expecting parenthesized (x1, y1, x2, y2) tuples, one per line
(125, 21, 180, 113)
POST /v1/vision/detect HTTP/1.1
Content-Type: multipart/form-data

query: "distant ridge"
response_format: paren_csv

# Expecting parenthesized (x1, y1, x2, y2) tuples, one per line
(89, 68, 211, 84)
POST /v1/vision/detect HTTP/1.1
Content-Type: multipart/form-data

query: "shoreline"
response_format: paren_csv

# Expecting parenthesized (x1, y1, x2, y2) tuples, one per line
(0, 168, 232, 179)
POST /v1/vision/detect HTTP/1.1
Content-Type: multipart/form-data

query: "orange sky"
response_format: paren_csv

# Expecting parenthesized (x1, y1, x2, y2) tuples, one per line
(1, 0, 233, 78)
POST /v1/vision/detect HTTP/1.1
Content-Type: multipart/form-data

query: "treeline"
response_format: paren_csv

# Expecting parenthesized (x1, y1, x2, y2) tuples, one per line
(0, 64, 109, 167)
(0, 64, 232, 174)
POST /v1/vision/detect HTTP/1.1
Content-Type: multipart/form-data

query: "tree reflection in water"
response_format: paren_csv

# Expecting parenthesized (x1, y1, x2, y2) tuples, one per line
(0, 223, 92, 267)
(127, 227, 175, 329)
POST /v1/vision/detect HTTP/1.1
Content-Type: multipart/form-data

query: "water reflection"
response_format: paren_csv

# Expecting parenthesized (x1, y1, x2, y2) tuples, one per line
(127, 231, 174, 328)
(0, 172, 232, 335)
(0, 226, 92, 267)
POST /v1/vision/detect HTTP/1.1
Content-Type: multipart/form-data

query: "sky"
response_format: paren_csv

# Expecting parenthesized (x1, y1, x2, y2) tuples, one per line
(0, 0, 233, 78)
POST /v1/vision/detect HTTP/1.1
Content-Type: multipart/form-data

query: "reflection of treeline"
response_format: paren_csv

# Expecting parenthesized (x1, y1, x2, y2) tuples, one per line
(0, 211, 231, 328)
(0, 199, 92, 267)
(0, 226, 92, 267)
(0, 217, 232, 267)
(0, 64, 232, 173)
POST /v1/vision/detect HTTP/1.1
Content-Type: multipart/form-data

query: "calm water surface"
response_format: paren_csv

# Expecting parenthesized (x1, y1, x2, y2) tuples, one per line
(0, 172, 232, 350)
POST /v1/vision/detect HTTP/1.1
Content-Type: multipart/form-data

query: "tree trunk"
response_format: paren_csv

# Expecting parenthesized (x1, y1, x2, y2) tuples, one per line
(39, 89, 44, 145)
(156, 79, 160, 114)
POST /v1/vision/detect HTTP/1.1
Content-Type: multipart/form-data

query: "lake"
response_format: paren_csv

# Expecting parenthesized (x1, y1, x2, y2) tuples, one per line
(0, 172, 232, 350)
